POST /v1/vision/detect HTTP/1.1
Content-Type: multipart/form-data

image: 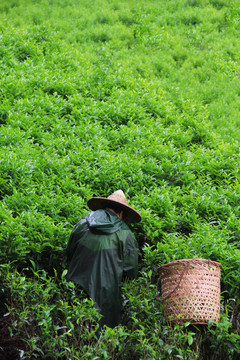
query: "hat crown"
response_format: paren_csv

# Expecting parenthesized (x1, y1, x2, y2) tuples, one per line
(107, 190, 128, 206)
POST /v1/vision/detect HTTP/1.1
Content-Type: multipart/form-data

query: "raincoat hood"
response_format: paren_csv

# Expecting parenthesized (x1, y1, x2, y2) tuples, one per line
(86, 209, 124, 234)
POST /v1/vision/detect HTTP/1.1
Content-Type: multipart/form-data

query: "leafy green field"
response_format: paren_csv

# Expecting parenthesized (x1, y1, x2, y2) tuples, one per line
(0, 0, 239, 358)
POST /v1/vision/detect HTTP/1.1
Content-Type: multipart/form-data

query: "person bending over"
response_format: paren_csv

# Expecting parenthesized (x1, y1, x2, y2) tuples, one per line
(66, 190, 141, 328)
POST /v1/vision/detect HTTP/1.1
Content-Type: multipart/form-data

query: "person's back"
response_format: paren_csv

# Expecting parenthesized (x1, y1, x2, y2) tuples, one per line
(66, 207, 139, 328)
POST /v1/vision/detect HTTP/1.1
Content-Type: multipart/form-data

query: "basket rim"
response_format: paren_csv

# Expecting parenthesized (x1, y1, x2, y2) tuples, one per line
(157, 257, 222, 272)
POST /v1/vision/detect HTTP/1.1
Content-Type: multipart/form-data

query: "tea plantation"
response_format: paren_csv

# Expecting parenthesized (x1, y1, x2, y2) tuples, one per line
(0, 0, 239, 359)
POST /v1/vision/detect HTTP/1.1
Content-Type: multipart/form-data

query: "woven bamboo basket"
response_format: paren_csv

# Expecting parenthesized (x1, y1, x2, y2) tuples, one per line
(157, 258, 222, 324)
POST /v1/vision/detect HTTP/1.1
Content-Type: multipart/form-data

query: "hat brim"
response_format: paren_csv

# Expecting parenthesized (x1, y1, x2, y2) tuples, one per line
(87, 197, 141, 223)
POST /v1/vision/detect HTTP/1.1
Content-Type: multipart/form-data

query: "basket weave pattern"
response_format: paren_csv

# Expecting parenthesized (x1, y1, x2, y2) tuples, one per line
(158, 258, 222, 324)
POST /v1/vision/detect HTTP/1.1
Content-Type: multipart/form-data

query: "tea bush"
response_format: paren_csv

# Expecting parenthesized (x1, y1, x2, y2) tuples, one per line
(0, 0, 239, 358)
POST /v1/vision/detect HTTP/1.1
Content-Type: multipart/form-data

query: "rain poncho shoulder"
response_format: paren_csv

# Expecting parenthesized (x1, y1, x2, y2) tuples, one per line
(66, 209, 138, 328)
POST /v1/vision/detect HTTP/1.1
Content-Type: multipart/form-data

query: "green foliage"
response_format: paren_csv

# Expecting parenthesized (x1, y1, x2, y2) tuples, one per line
(0, 264, 102, 359)
(0, 0, 239, 358)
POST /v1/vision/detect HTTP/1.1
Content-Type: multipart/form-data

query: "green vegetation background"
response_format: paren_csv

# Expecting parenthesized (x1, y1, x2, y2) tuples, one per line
(0, 0, 239, 358)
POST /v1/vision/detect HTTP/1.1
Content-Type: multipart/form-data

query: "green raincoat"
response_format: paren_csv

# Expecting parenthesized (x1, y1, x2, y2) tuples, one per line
(66, 209, 138, 328)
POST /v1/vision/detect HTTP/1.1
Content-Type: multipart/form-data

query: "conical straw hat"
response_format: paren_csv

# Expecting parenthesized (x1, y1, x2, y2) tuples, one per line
(87, 190, 141, 223)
